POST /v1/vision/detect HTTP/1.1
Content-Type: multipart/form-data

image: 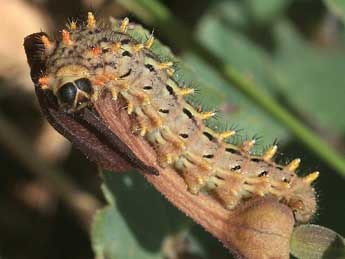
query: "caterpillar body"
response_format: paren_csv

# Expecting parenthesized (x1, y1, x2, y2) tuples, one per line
(25, 12, 318, 223)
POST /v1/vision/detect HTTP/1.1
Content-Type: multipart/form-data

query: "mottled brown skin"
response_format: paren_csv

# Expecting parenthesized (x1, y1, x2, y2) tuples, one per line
(26, 14, 317, 223)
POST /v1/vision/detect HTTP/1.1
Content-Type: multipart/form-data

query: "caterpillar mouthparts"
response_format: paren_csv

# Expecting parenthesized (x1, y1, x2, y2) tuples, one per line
(24, 12, 318, 223)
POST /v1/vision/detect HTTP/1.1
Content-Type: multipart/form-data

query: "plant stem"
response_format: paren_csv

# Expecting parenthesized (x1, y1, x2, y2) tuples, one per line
(116, 0, 345, 176)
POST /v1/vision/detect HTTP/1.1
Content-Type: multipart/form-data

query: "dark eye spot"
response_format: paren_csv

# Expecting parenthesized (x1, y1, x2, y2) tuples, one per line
(179, 133, 189, 138)
(143, 86, 153, 90)
(74, 78, 93, 95)
(251, 158, 261, 162)
(57, 82, 77, 105)
(203, 154, 214, 159)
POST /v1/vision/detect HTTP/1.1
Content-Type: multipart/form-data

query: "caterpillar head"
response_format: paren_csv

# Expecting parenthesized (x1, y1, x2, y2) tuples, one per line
(38, 65, 94, 112)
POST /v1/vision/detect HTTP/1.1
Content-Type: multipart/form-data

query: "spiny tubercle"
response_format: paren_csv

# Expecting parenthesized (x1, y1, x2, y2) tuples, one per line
(36, 12, 318, 223)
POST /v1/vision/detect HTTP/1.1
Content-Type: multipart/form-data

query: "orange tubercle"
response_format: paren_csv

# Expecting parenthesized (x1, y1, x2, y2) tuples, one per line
(38, 76, 49, 90)
(92, 46, 101, 57)
(62, 29, 73, 45)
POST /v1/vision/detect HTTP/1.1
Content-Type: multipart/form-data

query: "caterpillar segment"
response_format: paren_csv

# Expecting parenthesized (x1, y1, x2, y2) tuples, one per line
(34, 12, 318, 223)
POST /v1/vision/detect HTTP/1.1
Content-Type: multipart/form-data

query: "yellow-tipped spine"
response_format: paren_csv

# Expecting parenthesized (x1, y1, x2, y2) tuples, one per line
(120, 17, 129, 33)
(262, 145, 278, 162)
(303, 171, 319, 184)
(286, 158, 301, 172)
(87, 12, 96, 29)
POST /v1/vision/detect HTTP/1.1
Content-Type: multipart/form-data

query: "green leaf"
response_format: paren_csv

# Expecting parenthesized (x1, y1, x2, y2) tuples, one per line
(324, 0, 345, 24)
(245, 0, 291, 22)
(91, 171, 192, 259)
(194, 9, 289, 149)
(272, 21, 345, 131)
(291, 224, 345, 259)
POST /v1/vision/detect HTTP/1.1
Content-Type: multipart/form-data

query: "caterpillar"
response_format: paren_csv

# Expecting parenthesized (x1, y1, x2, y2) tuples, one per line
(24, 12, 318, 223)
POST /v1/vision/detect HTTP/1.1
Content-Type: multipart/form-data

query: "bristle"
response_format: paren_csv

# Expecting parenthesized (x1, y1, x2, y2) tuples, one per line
(303, 171, 319, 184)
(111, 42, 121, 52)
(179, 88, 194, 96)
(145, 34, 154, 49)
(133, 43, 144, 52)
(198, 111, 216, 120)
(127, 102, 134, 114)
(62, 29, 72, 45)
(70, 21, 77, 31)
(87, 12, 96, 29)
(139, 127, 147, 137)
(286, 158, 301, 172)
(218, 130, 236, 141)
(158, 62, 173, 70)
(240, 139, 256, 153)
(262, 145, 277, 162)
(167, 68, 175, 76)
(119, 17, 129, 33)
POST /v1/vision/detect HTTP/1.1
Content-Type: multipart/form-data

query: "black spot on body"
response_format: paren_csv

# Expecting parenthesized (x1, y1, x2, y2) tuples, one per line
(251, 158, 261, 162)
(258, 171, 268, 177)
(145, 64, 155, 72)
(122, 50, 132, 57)
(183, 108, 193, 119)
(159, 109, 169, 114)
(165, 85, 175, 96)
(119, 69, 132, 79)
(203, 131, 214, 141)
(121, 39, 131, 45)
(231, 165, 241, 171)
(225, 148, 240, 154)
(203, 154, 214, 159)
(282, 177, 289, 183)
(143, 86, 153, 90)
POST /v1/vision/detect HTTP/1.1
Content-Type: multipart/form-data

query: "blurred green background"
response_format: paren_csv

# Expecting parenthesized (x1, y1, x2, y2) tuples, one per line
(0, 0, 344, 258)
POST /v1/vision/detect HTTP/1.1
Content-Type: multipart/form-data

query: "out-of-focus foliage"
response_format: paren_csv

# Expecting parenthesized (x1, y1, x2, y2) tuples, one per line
(324, 0, 345, 23)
